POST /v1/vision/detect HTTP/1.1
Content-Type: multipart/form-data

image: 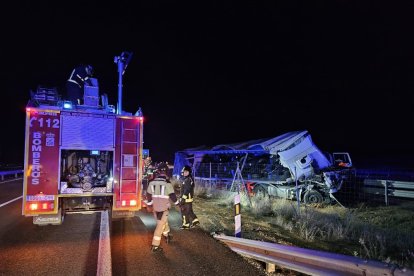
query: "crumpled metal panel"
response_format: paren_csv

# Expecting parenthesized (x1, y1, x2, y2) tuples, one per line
(278, 134, 331, 180)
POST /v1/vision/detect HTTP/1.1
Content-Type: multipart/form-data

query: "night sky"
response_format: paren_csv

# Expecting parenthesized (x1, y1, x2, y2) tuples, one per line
(2, 1, 414, 168)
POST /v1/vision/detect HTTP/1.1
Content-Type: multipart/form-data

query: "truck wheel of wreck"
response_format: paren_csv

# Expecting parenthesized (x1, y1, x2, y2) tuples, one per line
(303, 190, 323, 204)
(253, 185, 268, 198)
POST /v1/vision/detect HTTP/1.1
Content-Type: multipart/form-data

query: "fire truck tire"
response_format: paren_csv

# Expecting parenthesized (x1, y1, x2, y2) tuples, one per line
(253, 185, 268, 198)
(59, 202, 65, 224)
(60, 208, 65, 224)
(303, 190, 323, 204)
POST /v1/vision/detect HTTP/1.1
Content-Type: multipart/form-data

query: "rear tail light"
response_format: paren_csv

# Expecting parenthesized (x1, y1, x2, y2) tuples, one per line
(118, 199, 139, 208)
(27, 202, 54, 212)
(41, 203, 54, 210)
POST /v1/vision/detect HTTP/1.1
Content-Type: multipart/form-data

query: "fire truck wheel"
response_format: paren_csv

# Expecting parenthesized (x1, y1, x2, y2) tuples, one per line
(303, 190, 323, 204)
(60, 208, 65, 224)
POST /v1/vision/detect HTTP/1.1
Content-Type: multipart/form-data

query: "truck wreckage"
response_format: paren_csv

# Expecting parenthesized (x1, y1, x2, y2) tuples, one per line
(173, 130, 354, 204)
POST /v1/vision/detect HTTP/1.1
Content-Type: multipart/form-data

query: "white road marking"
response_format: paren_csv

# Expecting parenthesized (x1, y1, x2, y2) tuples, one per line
(0, 177, 23, 184)
(97, 210, 112, 276)
(0, 196, 22, 208)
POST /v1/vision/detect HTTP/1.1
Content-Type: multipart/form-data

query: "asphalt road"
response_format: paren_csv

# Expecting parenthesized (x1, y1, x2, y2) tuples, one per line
(0, 178, 267, 276)
(0, 178, 100, 275)
(112, 209, 266, 276)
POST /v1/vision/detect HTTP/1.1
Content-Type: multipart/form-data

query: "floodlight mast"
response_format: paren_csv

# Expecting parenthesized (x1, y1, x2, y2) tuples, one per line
(114, 51, 133, 115)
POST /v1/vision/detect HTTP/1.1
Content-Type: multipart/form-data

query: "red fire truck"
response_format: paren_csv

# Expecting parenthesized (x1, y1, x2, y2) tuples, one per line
(22, 52, 143, 225)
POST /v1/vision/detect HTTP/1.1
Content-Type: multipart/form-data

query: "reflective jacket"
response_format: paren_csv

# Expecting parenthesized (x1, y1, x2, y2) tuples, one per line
(67, 65, 92, 88)
(146, 175, 179, 212)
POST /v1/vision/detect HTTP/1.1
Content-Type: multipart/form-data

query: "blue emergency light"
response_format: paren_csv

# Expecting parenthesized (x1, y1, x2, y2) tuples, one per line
(63, 101, 73, 109)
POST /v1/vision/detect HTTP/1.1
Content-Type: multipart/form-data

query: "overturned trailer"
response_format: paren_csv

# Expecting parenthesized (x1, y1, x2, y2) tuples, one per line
(173, 130, 354, 204)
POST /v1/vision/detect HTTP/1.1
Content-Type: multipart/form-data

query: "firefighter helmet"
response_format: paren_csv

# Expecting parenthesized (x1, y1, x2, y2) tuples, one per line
(156, 162, 168, 174)
(181, 165, 192, 174)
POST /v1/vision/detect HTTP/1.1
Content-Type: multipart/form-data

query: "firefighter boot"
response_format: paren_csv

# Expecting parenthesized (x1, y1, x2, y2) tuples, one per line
(151, 246, 163, 253)
(164, 233, 173, 244)
(191, 219, 200, 228)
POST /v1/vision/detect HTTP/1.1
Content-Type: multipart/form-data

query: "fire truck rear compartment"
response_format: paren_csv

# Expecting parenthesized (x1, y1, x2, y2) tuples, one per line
(60, 149, 113, 193)
(59, 149, 114, 212)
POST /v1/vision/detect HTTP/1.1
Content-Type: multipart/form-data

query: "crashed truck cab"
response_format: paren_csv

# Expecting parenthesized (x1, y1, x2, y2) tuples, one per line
(173, 130, 353, 204)
(273, 132, 353, 202)
(23, 55, 143, 225)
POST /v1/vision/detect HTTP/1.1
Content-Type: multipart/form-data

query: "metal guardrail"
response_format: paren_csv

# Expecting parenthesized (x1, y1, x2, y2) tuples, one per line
(213, 233, 412, 276)
(363, 179, 414, 205)
(356, 169, 414, 182)
(0, 170, 24, 181)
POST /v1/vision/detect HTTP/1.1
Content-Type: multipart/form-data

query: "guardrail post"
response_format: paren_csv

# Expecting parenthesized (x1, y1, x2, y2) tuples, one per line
(382, 180, 388, 206)
(209, 162, 212, 189)
(1, 175, 3, 181)
(15, 173, 18, 178)
(266, 263, 275, 273)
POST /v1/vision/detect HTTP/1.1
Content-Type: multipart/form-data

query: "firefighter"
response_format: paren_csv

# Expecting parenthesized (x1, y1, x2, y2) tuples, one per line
(145, 162, 180, 253)
(66, 64, 94, 105)
(179, 165, 200, 229)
